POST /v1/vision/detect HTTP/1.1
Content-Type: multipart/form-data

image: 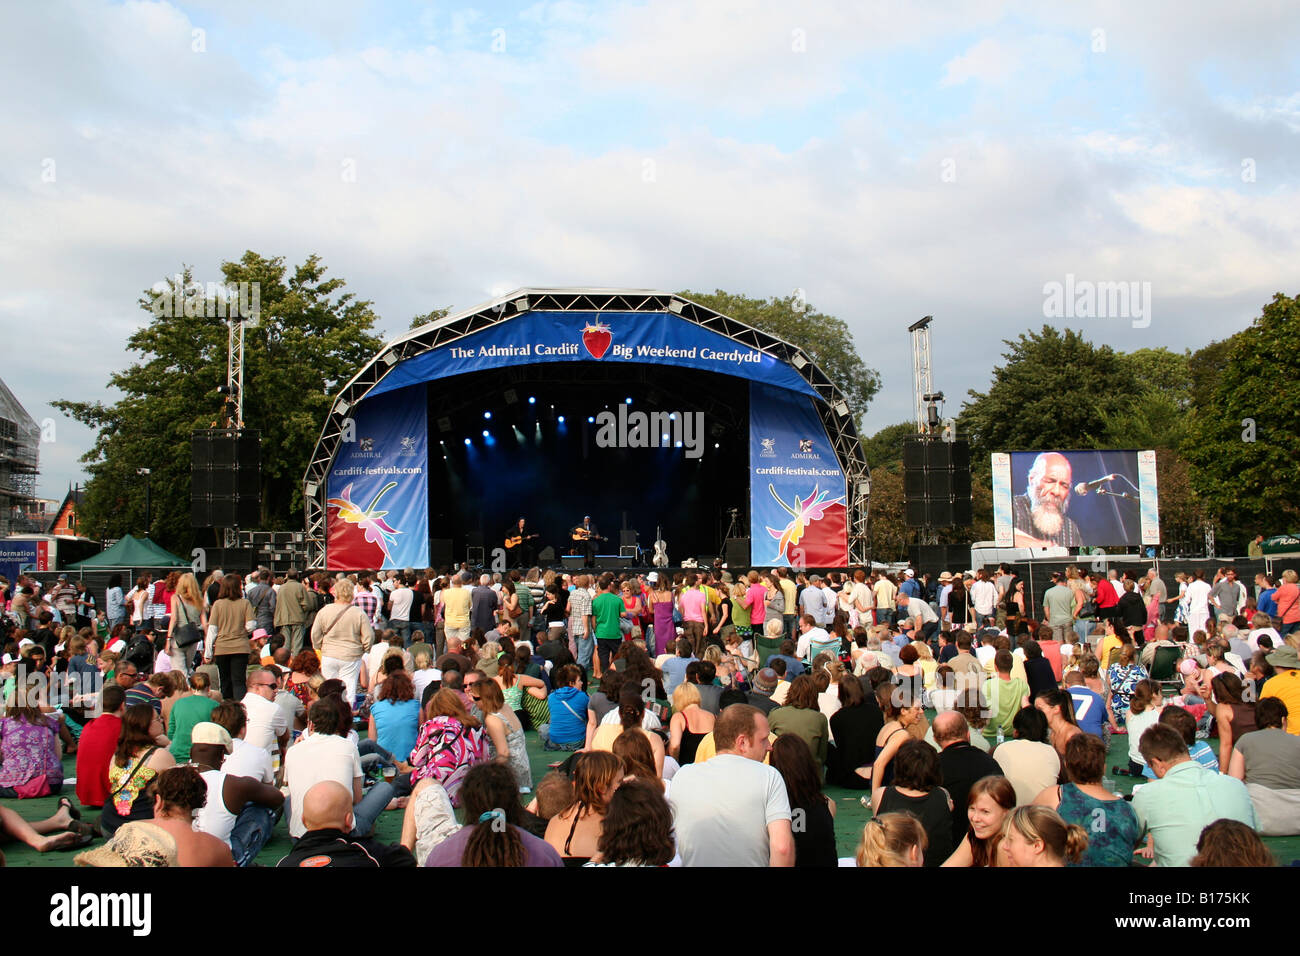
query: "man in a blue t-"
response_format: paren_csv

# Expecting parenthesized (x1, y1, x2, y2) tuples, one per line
(768, 640, 806, 680)
(1064, 672, 1106, 738)
(539, 663, 588, 751)
(662, 639, 697, 697)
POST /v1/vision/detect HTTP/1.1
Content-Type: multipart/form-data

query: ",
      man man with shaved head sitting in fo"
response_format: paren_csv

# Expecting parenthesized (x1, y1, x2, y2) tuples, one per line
(276, 781, 416, 868)
(932, 711, 1002, 846)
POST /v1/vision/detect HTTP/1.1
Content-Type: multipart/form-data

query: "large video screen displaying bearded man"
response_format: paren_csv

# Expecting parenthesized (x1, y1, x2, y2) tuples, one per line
(1012, 452, 1084, 547)
(1002, 449, 1157, 549)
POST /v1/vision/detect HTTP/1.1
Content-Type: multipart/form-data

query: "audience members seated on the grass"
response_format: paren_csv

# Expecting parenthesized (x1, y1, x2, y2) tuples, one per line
(537, 664, 587, 751)
(827, 670, 882, 790)
(427, 763, 561, 867)
(1020, 640, 1057, 700)
(99, 703, 176, 836)
(189, 721, 285, 866)
(543, 750, 623, 866)
(854, 812, 927, 867)
(1033, 734, 1140, 867)
(931, 712, 1001, 846)
(1211, 672, 1257, 772)
(74, 820, 177, 867)
(993, 707, 1059, 807)
(277, 780, 416, 867)
(1140, 705, 1217, 778)
(585, 778, 675, 867)
(150, 765, 234, 867)
(284, 699, 393, 841)
(1121, 680, 1164, 777)
(1228, 697, 1300, 835)
(408, 689, 486, 805)
(1001, 805, 1088, 868)
(1033, 688, 1081, 761)
(75, 684, 127, 809)
(1131, 724, 1257, 867)
(400, 776, 460, 863)
(942, 774, 1016, 867)
(1064, 671, 1108, 740)
(869, 737, 953, 868)
(0, 676, 64, 798)
(592, 686, 665, 776)
(667, 681, 714, 767)
(768, 675, 830, 777)
(771, 733, 837, 868)
(669, 704, 794, 867)
(870, 682, 925, 790)
(1188, 818, 1277, 867)
(983, 650, 1029, 745)
(0, 801, 93, 855)
(1259, 644, 1300, 734)
(209, 700, 274, 785)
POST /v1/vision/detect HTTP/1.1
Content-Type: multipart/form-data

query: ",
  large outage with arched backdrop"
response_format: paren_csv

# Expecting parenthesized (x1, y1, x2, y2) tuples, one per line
(304, 290, 870, 571)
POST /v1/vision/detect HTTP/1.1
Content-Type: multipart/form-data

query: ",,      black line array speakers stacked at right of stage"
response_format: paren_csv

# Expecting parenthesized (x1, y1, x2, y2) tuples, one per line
(903, 437, 972, 528)
(191, 429, 262, 528)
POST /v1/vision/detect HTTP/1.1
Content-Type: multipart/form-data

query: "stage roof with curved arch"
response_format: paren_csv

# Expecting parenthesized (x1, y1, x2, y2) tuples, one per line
(304, 289, 871, 567)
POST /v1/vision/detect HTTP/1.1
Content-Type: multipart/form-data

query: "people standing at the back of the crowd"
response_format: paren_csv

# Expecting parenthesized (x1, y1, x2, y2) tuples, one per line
(310, 577, 374, 705)
(241, 569, 274, 637)
(274, 569, 311, 655)
(203, 573, 255, 702)
(148, 573, 174, 635)
(165, 572, 206, 677)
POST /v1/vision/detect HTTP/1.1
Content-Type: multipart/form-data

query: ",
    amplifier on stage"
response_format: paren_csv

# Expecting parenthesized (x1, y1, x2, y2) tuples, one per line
(466, 532, 484, 566)
(725, 537, 750, 568)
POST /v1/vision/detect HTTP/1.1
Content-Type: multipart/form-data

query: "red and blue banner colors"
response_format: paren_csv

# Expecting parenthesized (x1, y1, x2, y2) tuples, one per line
(0, 540, 49, 585)
(369, 311, 818, 400)
(326, 386, 429, 571)
(748, 382, 848, 568)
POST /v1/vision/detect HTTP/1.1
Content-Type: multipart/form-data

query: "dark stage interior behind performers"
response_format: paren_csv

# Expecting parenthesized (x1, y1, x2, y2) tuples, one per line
(426, 363, 749, 563)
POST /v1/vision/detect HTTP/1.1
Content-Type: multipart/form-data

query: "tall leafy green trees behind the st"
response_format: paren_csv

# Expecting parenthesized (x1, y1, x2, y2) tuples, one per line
(958, 326, 1145, 460)
(679, 289, 881, 422)
(56, 253, 383, 554)
(1183, 292, 1300, 543)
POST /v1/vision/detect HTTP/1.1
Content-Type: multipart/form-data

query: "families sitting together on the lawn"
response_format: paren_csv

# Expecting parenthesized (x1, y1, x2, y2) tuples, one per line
(1, 562, 1297, 867)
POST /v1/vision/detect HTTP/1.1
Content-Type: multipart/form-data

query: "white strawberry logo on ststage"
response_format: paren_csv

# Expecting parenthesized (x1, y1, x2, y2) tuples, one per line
(581, 319, 612, 359)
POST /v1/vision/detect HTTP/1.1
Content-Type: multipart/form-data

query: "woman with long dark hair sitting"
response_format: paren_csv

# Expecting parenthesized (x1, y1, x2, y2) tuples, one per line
(827, 673, 882, 789)
(770, 734, 837, 867)
(424, 762, 562, 866)
(591, 685, 665, 777)
(585, 778, 675, 867)
(99, 704, 176, 835)
(543, 751, 624, 866)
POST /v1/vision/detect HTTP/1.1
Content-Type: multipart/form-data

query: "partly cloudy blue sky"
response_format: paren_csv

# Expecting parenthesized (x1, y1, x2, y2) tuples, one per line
(3, 0, 1298, 500)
